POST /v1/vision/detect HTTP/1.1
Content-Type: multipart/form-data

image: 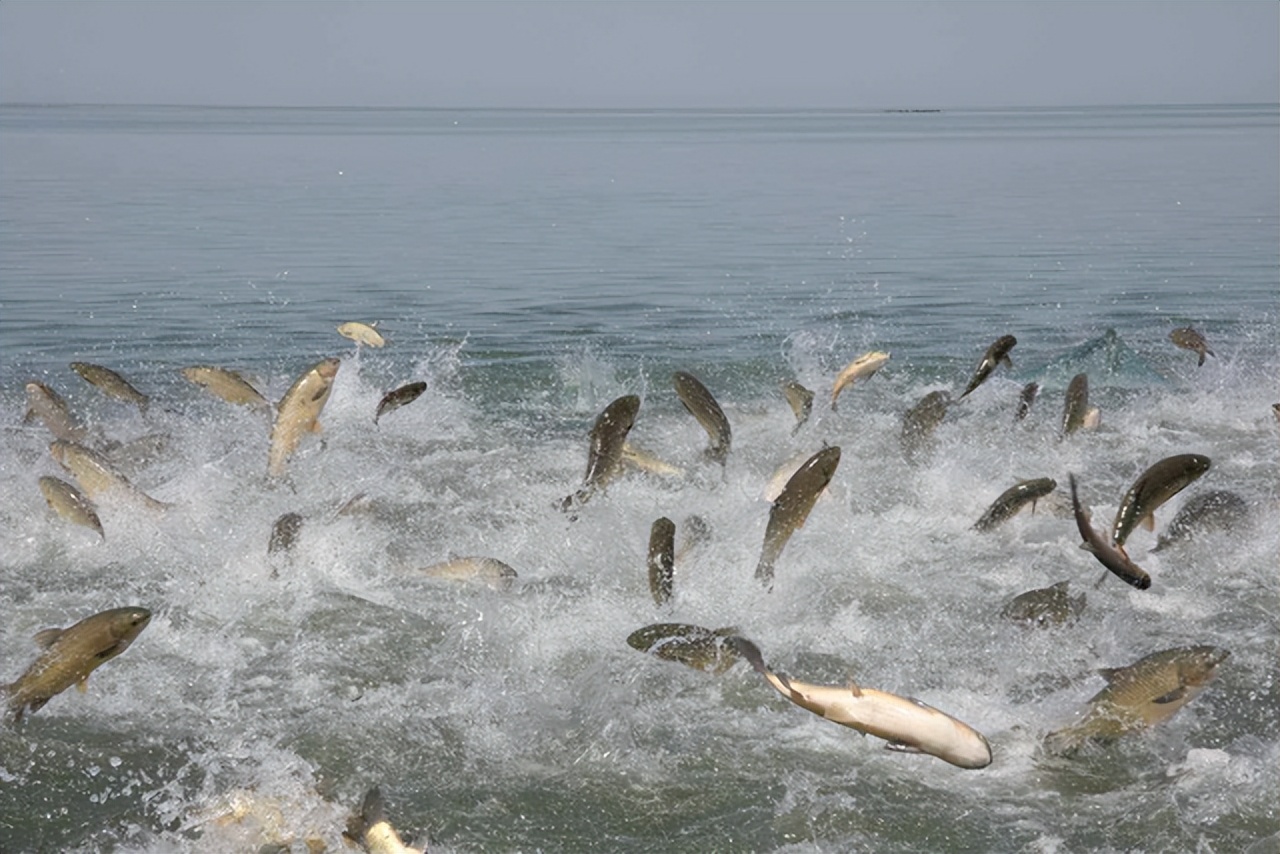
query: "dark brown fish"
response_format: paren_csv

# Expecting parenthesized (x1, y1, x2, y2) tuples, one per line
(900, 390, 950, 464)
(972, 477, 1057, 532)
(673, 371, 731, 465)
(268, 512, 304, 556)
(559, 394, 641, 512)
(755, 446, 841, 586)
(647, 517, 676, 606)
(1069, 474, 1151, 589)
(1151, 490, 1249, 552)
(1060, 373, 1090, 438)
(38, 476, 104, 540)
(1014, 381, 1039, 422)
(1111, 454, 1212, 548)
(958, 335, 1016, 399)
(1000, 581, 1085, 627)
(1169, 327, 1214, 366)
(626, 623, 739, 673)
(374, 381, 427, 425)
(781, 381, 814, 434)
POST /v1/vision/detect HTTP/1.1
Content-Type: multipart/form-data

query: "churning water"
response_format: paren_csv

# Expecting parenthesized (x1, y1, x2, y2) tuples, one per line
(1, 104, 1277, 852)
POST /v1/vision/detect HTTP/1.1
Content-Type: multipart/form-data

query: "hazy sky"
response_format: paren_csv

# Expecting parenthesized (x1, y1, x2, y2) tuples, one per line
(1, 2, 1276, 109)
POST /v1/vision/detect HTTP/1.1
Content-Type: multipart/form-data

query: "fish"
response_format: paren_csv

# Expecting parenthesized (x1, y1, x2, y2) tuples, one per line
(24, 381, 89, 442)
(337, 321, 386, 348)
(1169, 327, 1214, 366)
(416, 556, 518, 589)
(3, 606, 151, 723)
(899, 390, 951, 464)
(673, 371, 731, 465)
(268, 357, 340, 478)
(647, 517, 676, 605)
(344, 786, 424, 854)
(1000, 581, 1085, 627)
(781, 380, 814, 433)
(180, 365, 271, 414)
(268, 512, 304, 556)
(558, 394, 640, 512)
(620, 442, 685, 478)
(1068, 474, 1151, 589)
(762, 449, 835, 503)
(1111, 454, 1212, 548)
(69, 362, 149, 412)
(958, 335, 1016, 399)
(830, 351, 890, 411)
(972, 477, 1058, 532)
(1151, 490, 1250, 552)
(1043, 645, 1230, 756)
(731, 637, 993, 769)
(49, 440, 171, 512)
(626, 623, 740, 674)
(675, 514, 712, 562)
(1059, 373, 1092, 439)
(374, 381, 427, 424)
(1014, 381, 1039, 422)
(38, 476, 104, 540)
(754, 445, 841, 586)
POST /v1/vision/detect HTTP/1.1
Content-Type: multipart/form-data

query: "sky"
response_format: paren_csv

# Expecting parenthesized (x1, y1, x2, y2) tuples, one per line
(1, 2, 1276, 109)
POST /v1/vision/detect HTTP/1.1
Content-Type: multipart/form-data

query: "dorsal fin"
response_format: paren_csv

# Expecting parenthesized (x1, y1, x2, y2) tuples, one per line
(33, 628, 63, 649)
(1098, 666, 1124, 683)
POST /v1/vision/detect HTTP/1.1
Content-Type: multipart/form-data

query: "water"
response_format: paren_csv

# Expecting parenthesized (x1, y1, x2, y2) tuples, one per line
(1, 104, 1277, 853)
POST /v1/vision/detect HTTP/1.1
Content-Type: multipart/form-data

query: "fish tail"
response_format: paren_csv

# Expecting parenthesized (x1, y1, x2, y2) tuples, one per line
(727, 636, 768, 676)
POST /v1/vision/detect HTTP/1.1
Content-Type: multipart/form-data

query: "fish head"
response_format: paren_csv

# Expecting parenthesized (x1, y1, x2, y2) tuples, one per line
(314, 358, 341, 381)
(107, 607, 153, 644)
(1178, 646, 1230, 686)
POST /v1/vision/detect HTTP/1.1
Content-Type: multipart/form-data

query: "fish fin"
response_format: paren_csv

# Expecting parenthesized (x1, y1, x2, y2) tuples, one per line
(76, 678, 89, 694)
(1098, 666, 1124, 683)
(1000, 355, 1013, 369)
(33, 628, 63, 649)
(846, 678, 863, 698)
(712, 626, 740, 637)
(726, 636, 770, 677)
(1197, 351, 1206, 367)
(309, 420, 324, 434)
(29, 697, 49, 713)
(884, 740, 923, 754)
(1141, 513, 1156, 532)
(22, 407, 36, 425)
(1153, 687, 1189, 704)
(1049, 581, 1071, 592)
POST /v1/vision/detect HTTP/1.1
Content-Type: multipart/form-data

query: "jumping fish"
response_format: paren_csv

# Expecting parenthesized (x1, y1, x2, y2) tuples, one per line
(268, 357, 340, 479)
(958, 335, 1016, 399)
(831, 351, 890, 411)
(337, 321, 386, 348)
(344, 786, 424, 854)
(626, 623, 740, 674)
(38, 476, 104, 540)
(647, 517, 676, 606)
(3, 606, 151, 723)
(762, 449, 834, 503)
(900, 390, 950, 464)
(620, 442, 685, 479)
(754, 445, 841, 587)
(1068, 474, 1151, 589)
(673, 371, 731, 465)
(1000, 581, 1085, 627)
(1014, 381, 1039, 422)
(416, 556, 517, 589)
(675, 514, 712, 562)
(268, 512, 304, 556)
(731, 637, 993, 769)
(781, 380, 814, 434)
(374, 381, 427, 425)
(24, 381, 89, 442)
(181, 366, 271, 414)
(972, 477, 1058, 532)
(69, 362, 149, 412)
(559, 394, 640, 512)
(1043, 645, 1229, 756)
(1169, 327, 1214, 367)
(1111, 454, 1212, 549)
(1060, 373, 1092, 439)
(1151, 490, 1249, 552)
(49, 440, 170, 512)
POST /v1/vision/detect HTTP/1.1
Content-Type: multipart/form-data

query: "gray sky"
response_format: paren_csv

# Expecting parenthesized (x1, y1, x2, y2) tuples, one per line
(1, 2, 1275, 109)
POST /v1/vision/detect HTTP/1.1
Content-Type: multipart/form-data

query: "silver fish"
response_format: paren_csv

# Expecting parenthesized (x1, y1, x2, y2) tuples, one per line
(1068, 474, 1151, 589)
(374, 381, 427, 424)
(958, 335, 1016, 399)
(647, 517, 676, 606)
(755, 445, 841, 586)
(559, 394, 640, 512)
(1111, 454, 1212, 548)
(1060, 373, 1090, 438)
(69, 362, 149, 412)
(4, 606, 151, 723)
(673, 371, 731, 465)
(38, 476, 104, 540)
(268, 357, 340, 478)
(830, 351, 889, 411)
(626, 623, 740, 674)
(781, 380, 814, 434)
(49, 439, 170, 512)
(416, 556, 517, 589)
(1000, 581, 1085, 627)
(1044, 645, 1229, 756)
(181, 365, 271, 413)
(972, 477, 1058, 532)
(1151, 490, 1249, 552)
(24, 381, 89, 442)
(732, 637, 992, 769)
(1169, 327, 1214, 366)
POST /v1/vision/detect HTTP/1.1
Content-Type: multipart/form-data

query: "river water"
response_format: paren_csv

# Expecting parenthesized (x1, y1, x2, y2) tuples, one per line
(1, 104, 1277, 853)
